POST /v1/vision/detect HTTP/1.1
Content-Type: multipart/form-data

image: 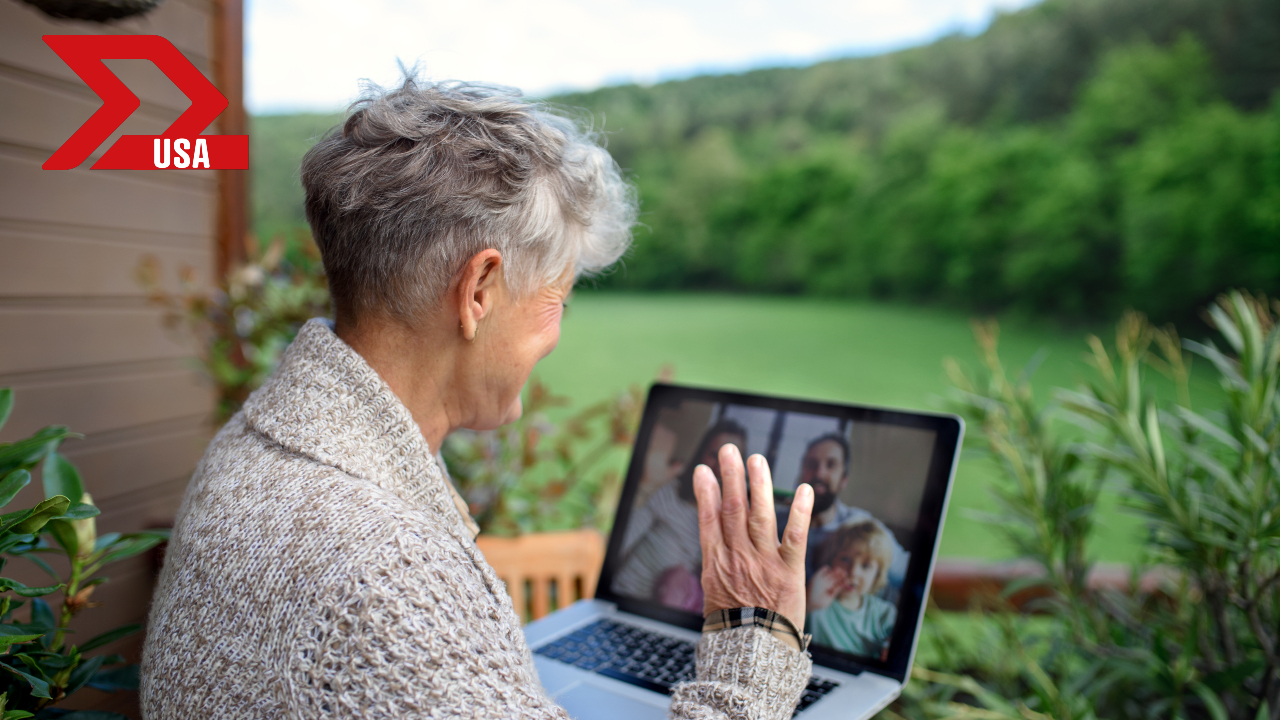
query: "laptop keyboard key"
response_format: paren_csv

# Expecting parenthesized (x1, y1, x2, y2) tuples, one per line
(597, 666, 671, 695)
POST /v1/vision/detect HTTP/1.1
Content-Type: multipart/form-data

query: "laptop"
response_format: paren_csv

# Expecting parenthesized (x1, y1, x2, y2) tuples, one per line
(525, 383, 964, 719)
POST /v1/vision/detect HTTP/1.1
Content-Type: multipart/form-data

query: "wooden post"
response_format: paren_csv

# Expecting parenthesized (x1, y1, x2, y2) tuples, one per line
(213, 0, 246, 280)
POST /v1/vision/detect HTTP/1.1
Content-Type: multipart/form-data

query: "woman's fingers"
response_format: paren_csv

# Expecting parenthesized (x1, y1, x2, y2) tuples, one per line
(778, 483, 814, 571)
(693, 464, 723, 560)
(716, 444, 751, 550)
(746, 454, 779, 554)
(698, 450, 812, 630)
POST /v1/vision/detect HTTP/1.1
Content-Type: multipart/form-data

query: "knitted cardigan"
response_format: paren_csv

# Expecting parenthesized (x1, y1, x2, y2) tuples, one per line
(140, 319, 811, 718)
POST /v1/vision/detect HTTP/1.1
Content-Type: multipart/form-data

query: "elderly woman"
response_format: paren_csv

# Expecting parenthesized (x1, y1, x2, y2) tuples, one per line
(141, 79, 815, 719)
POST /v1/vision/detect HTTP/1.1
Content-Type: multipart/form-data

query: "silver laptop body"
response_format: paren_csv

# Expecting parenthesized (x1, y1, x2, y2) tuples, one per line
(525, 383, 964, 720)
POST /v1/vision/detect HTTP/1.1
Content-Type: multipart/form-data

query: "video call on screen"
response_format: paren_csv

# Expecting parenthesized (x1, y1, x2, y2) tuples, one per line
(611, 399, 936, 661)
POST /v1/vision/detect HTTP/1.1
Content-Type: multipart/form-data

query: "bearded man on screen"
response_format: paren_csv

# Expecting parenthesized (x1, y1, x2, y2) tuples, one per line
(777, 434, 909, 590)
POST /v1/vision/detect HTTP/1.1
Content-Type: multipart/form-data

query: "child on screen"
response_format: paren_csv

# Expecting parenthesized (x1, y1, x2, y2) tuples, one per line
(806, 519, 898, 659)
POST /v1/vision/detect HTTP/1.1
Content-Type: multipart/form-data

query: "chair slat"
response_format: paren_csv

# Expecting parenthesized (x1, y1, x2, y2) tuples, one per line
(476, 529, 605, 621)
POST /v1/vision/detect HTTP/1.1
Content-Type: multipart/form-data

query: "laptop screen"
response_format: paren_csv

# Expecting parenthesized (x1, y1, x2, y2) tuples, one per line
(595, 383, 962, 683)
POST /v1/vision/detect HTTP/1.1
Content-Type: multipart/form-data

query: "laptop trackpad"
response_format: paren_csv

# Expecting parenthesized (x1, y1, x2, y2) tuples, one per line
(556, 682, 668, 720)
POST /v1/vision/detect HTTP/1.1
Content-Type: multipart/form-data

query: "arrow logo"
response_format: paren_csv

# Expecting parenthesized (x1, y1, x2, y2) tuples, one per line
(42, 35, 248, 170)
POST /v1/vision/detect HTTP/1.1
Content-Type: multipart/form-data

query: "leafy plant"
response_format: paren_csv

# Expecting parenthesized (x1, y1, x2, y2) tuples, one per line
(137, 230, 331, 422)
(442, 378, 644, 536)
(895, 291, 1279, 720)
(0, 388, 169, 718)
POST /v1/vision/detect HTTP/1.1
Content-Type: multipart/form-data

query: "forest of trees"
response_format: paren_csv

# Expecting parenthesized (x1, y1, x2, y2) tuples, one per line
(251, 0, 1280, 322)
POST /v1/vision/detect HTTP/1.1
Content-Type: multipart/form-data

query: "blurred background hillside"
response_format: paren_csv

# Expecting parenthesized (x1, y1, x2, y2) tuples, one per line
(252, 0, 1280, 325)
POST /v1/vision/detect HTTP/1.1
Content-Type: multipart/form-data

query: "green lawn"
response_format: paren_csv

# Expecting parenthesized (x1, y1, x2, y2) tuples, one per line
(534, 292, 1224, 563)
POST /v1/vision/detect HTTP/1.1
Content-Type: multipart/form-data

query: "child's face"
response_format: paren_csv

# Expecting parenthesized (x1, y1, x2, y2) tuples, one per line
(831, 545, 880, 598)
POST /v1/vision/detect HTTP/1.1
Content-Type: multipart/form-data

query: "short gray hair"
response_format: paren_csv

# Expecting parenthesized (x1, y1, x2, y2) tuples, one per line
(301, 78, 636, 323)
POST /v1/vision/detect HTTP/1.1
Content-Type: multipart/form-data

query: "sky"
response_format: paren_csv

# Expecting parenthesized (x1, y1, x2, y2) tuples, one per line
(247, 0, 1040, 115)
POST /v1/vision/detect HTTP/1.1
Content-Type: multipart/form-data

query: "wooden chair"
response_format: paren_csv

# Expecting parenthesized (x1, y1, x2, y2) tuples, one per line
(476, 529, 606, 622)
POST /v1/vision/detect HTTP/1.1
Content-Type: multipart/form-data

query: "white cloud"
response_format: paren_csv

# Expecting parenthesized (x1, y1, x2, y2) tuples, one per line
(246, 0, 1039, 113)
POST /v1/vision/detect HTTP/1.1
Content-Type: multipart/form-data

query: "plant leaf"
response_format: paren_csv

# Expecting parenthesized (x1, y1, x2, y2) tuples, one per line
(1176, 408, 1242, 451)
(0, 660, 50, 698)
(64, 654, 106, 698)
(11, 583, 61, 598)
(41, 453, 82, 505)
(92, 532, 121, 552)
(30, 598, 54, 631)
(25, 650, 75, 670)
(0, 388, 12, 432)
(93, 534, 166, 569)
(3, 710, 36, 719)
(52, 503, 99, 521)
(0, 427, 71, 476)
(10, 496, 70, 536)
(0, 509, 32, 537)
(0, 628, 43, 653)
(0, 470, 31, 510)
(0, 575, 62, 598)
(1201, 659, 1264, 692)
(78, 624, 141, 653)
(0, 530, 31, 558)
(999, 575, 1050, 599)
(86, 663, 139, 692)
(20, 553, 57, 581)
(0, 631, 43, 650)
(46, 519, 78, 558)
(1191, 681, 1229, 720)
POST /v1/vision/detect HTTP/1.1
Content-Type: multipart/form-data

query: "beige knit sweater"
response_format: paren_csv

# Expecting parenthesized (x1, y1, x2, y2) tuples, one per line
(141, 319, 811, 718)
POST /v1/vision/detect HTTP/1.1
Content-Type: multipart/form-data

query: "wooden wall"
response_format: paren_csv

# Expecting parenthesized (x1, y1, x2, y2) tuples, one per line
(0, 0, 242, 711)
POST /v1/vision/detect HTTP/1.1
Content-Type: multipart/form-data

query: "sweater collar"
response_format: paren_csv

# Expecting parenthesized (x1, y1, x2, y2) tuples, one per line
(241, 318, 442, 512)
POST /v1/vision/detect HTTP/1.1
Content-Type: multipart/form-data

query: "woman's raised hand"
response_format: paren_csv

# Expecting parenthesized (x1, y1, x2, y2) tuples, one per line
(694, 443, 813, 632)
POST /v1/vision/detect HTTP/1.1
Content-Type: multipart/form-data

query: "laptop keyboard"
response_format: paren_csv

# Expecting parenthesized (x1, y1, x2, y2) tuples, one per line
(534, 618, 840, 715)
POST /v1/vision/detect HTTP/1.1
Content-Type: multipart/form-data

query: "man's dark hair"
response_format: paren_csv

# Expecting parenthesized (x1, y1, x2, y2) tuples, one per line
(804, 432, 851, 480)
(676, 419, 748, 502)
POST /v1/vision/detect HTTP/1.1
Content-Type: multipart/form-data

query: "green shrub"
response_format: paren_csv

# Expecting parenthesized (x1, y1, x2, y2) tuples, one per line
(138, 232, 331, 422)
(0, 389, 168, 717)
(893, 291, 1279, 720)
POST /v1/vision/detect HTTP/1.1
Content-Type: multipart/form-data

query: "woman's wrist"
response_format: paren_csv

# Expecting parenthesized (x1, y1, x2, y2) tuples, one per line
(703, 607, 810, 652)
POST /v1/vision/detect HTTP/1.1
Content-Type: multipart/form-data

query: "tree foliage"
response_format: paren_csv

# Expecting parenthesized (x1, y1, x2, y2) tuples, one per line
(584, 27, 1279, 322)
(250, 0, 1280, 323)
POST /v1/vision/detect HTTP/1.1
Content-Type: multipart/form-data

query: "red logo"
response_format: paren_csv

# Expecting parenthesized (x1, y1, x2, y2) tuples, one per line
(42, 35, 249, 170)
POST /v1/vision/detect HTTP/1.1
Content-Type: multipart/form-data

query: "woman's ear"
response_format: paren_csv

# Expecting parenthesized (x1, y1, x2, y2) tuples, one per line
(455, 249, 503, 341)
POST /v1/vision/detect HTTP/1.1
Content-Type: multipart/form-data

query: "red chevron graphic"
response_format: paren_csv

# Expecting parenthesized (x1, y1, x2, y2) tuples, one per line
(42, 35, 248, 170)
